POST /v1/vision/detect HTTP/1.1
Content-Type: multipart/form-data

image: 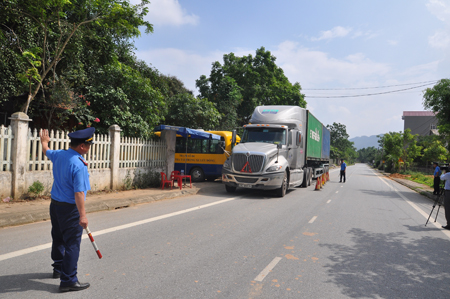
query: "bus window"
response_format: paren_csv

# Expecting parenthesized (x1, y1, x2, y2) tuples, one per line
(210, 139, 224, 154)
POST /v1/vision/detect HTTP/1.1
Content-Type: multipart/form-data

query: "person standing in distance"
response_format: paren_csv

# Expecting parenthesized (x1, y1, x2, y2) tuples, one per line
(433, 162, 441, 195)
(339, 159, 346, 183)
(40, 127, 94, 292)
(440, 167, 450, 230)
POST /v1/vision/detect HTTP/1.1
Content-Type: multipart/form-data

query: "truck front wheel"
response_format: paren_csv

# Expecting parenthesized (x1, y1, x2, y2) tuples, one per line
(276, 171, 288, 197)
(225, 185, 236, 193)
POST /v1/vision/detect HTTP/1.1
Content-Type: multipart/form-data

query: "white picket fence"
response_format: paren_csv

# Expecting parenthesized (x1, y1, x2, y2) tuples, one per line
(1, 127, 166, 172)
(0, 125, 13, 171)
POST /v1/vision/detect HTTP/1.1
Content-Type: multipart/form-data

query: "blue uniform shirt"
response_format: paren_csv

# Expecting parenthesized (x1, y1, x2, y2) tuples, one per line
(341, 162, 347, 171)
(46, 148, 91, 204)
(434, 166, 441, 177)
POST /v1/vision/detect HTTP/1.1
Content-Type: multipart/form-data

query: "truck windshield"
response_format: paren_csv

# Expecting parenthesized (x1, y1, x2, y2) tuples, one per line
(241, 127, 287, 145)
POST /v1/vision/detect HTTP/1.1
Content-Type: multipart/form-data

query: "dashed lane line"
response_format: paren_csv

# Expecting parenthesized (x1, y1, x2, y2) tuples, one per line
(254, 257, 283, 282)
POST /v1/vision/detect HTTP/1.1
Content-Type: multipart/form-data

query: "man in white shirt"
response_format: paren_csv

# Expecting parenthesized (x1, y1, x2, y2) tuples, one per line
(440, 168, 450, 230)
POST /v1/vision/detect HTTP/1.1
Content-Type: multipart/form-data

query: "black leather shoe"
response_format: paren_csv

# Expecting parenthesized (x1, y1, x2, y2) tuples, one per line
(442, 225, 450, 230)
(59, 281, 90, 292)
(52, 270, 60, 279)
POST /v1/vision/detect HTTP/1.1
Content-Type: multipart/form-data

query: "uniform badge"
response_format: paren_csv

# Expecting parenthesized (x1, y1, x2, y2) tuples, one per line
(79, 157, 88, 166)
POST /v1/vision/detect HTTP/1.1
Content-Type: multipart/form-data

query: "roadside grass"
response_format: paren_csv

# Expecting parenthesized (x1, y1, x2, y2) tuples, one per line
(400, 170, 434, 187)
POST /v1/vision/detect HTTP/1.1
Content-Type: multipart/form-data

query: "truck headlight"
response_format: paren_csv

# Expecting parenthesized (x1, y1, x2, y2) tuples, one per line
(266, 165, 282, 172)
(223, 159, 231, 169)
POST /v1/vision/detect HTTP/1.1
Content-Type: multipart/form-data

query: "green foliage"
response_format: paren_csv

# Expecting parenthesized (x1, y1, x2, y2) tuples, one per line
(28, 180, 45, 198)
(378, 129, 422, 172)
(423, 79, 450, 150)
(326, 122, 357, 162)
(122, 170, 133, 190)
(84, 62, 165, 138)
(165, 93, 221, 130)
(133, 169, 161, 189)
(400, 171, 434, 187)
(1, 0, 153, 114)
(422, 140, 448, 163)
(197, 47, 306, 128)
(357, 146, 378, 163)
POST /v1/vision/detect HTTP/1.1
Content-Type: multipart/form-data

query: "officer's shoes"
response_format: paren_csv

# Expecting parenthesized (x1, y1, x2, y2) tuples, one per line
(59, 281, 90, 292)
(52, 270, 61, 279)
(442, 225, 450, 230)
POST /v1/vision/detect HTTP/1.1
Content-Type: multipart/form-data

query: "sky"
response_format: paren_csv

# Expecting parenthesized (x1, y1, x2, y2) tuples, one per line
(130, 0, 450, 139)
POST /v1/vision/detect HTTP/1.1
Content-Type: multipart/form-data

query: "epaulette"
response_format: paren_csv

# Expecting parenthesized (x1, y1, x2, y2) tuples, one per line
(78, 156, 88, 166)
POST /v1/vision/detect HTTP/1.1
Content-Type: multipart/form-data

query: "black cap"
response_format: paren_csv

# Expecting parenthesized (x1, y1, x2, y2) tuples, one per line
(68, 127, 95, 144)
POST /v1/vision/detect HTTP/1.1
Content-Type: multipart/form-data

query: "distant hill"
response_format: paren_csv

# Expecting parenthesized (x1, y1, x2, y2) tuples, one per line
(349, 134, 383, 150)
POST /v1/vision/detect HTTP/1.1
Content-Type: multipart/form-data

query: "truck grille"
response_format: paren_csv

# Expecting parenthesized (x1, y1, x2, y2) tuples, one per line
(233, 154, 264, 173)
(235, 177, 259, 183)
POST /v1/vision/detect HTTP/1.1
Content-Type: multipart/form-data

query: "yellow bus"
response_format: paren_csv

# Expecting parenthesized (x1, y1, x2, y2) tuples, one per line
(174, 131, 240, 181)
(155, 130, 239, 181)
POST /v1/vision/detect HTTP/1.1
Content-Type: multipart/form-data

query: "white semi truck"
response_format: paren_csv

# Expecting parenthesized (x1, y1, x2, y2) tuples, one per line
(222, 105, 330, 197)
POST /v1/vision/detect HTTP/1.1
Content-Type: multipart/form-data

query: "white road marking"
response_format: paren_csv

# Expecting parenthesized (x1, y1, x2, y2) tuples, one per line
(327, 200, 331, 204)
(0, 197, 238, 262)
(254, 257, 282, 282)
(309, 216, 318, 223)
(374, 171, 450, 239)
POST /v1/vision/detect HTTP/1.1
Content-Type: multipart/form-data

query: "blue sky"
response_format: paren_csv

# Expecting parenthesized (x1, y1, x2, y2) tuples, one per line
(130, 0, 450, 138)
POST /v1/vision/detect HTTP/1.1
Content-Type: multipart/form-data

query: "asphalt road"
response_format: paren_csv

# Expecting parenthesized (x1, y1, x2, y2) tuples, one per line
(1, 164, 450, 298)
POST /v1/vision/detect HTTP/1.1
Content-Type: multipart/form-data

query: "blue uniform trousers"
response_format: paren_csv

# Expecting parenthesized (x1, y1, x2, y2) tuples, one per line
(50, 201, 83, 286)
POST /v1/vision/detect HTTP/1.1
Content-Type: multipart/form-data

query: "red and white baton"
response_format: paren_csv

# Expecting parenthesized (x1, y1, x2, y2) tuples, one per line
(85, 227, 102, 259)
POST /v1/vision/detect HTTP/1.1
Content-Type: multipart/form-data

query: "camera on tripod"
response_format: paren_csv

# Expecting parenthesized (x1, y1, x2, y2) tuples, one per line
(441, 163, 449, 173)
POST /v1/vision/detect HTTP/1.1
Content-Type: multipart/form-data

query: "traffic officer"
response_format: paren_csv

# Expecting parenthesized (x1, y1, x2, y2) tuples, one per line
(440, 167, 450, 230)
(40, 127, 94, 292)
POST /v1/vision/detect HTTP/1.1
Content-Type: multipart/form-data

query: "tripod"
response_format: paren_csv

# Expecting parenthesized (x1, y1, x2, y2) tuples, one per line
(425, 186, 445, 226)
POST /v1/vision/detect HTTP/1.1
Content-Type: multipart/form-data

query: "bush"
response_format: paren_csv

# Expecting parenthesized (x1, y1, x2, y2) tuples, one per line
(133, 169, 161, 189)
(28, 181, 45, 198)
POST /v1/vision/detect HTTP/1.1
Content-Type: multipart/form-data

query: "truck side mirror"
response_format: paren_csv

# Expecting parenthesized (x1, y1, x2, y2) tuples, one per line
(277, 143, 282, 149)
(231, 130, 236, 145)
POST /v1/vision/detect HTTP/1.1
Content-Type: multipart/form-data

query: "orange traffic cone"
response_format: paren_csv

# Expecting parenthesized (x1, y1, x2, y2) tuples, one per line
(315, 176, 321, 190)
(321, 174, 325, 187)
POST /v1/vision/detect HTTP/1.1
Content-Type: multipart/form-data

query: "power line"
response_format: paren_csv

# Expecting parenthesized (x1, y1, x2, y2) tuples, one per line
(304, 82, 434, 98)
(303, 80, 439, 90)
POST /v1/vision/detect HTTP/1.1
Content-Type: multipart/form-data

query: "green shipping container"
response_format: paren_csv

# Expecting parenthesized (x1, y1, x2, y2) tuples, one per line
(306, 112, 323, 160)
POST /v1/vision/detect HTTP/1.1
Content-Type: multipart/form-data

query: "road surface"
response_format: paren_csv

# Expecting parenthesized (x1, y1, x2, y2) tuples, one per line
(1, 164, 449, 298)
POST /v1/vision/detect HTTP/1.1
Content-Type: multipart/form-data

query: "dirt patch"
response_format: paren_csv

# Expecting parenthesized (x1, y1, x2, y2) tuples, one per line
(389, 173, 411, 179)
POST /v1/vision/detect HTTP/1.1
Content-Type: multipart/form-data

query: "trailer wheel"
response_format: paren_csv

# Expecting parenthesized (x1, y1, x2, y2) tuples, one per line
(276, 171, 288, 197)
(225, 185, 236, 193)
(190, 167, 205, 182)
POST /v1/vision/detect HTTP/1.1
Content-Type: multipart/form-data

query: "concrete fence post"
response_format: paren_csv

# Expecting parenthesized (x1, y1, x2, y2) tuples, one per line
(161, 130, 176, 175)
(10, 112, 32, 199)
(109, 125, 121, 190)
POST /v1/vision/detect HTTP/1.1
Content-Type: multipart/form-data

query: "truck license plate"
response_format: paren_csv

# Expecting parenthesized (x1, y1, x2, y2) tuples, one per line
(239, 184, 252, 188)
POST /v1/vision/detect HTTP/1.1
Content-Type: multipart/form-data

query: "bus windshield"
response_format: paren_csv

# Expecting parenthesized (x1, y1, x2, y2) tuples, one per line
(241, 127, 287, 145)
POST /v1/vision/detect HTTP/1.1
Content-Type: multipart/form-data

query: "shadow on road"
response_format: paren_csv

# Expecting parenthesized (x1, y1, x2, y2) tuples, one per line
(321, 228, 450, 298)
(0, 272, 59, 294)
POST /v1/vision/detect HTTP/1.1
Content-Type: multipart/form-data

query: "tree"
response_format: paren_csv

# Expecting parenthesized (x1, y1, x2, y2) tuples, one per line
(326, 122, 356, 161)
(82, 62, 165, 138)
(1, 0, 152, 114)
(378, 129, 422, 172)
(164, 93, 221, 130)
(357, 146, 378, 163)
(423, 79, 450, 149)
(197, 47, 306, 127)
